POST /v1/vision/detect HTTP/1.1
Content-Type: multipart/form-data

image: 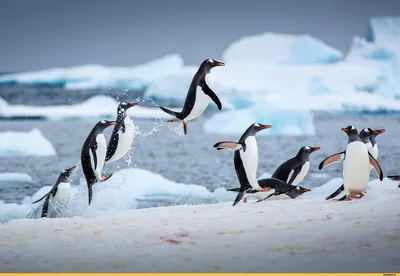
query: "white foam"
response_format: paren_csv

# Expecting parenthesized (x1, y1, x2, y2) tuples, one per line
(0, 129, 56, 157)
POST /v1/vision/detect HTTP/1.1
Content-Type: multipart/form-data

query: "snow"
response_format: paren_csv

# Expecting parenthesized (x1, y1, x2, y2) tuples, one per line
(222, 32, 343, 65)
(0, 54, 183, 90)
(0, 172, 33, 183)
(203, 107, 316, 136)
(0, 177, 399, 272)
(0, 129, 56, 157)
(0, 95, 170, 120)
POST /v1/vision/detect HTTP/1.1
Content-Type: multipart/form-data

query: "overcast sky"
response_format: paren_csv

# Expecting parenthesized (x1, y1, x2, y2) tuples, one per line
(0, 0, 399, 72)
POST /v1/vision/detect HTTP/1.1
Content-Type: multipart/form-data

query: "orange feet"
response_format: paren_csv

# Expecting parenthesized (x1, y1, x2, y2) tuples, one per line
(243, 197, 247, 203)
(100, 174, 113, 182)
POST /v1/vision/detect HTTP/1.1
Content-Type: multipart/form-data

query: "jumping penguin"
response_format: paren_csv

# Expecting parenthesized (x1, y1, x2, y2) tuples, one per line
(214, 123, 272, 206)
(159, 58, 225, 135)
(319, 126, 383, 201)
(81, 120, 116, 205)
(325, 127, 385, 200)
(105, 102, 137, 164)
(32, 165, 76, 218)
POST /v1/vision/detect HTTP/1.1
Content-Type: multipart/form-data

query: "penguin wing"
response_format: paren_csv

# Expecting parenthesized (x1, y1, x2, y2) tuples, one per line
(202, 79, 222, 110)
(213, 141, 244, 151)
(287, 167, 302, 186)
(41, 196, 50, 218)
(106, 131, 119, 162)
(89, 144, 98, 170)
(318, 151, 345, 170)
(32, 192, 50, 204)
(369, 152, 384, 181)
(325, 184, 345, 200)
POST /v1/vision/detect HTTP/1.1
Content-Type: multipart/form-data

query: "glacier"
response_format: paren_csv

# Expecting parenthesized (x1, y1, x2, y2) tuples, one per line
(203, 106, 316, 136)
(222, 32, 343, 65)
(0, 129, 56, 157)
(0, 54, 183, 90)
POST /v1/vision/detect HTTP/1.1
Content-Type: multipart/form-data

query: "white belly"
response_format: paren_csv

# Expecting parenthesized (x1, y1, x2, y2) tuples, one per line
(47, 182, 71, 218)
(343, 141, 370, 194)
(106, 117, 135, 164)
(185, 86, 211, 121)
(94, 134, 107, 180)
(239, 136, 260, 189)
(290, 162, 310, 186)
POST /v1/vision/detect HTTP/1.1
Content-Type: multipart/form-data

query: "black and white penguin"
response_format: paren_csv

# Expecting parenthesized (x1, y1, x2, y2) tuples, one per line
(319, 126, 383, 201)
(242, 178, 312, 202)
(105, 102, 137, 165)
(159, 58, 225, 135)
(214, 123, 272, 206)
(81, 120, 116, 205)
(272, 146, 320, 186)
(32, 165, 76, 218)
(325, 127, 385, 200)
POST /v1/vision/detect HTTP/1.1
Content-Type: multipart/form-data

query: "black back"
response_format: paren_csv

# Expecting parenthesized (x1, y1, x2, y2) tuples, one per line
(258, 178, 309, 199)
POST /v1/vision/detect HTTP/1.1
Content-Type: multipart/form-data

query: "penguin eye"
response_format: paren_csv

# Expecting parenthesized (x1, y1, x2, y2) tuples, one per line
(254, 123, 260, 127)
(101, 120, 106, 124)
(208, 59, 214, 64)
(304, 146, 310, 151)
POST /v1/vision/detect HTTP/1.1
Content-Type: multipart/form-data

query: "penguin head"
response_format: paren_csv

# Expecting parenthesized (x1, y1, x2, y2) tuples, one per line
(251, 123, 272, 134)
(57, 165, 76, 183)
(368, 128, 385, 137)
(297, 186, 312, 194)
(297, 146, 320, 159)
(360, 127, 385, 145)
(341, 125, 358, 136)
(118, 102, 137, 114)
(96, 120, 117, 130)
(200, 59, 225, 73)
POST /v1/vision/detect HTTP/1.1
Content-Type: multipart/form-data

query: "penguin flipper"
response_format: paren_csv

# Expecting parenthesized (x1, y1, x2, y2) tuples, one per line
(337, 195, 348, 201)
(41, 196, 50, 218)
(388, 175, 400, 181)
(325, 184, 344, 200)
(32, 192, 50, 204)
(369, 152, 384, 181)
(226, 187, 241, 192)
(232, 191, 245, 206)
(287, 167, 302, 186)
(318, 151, 345, 170)
(105, 132, 119, 162)
(203, 82, 222, 110)
(213, 141, 243, 151)
(89, 146, 98, 171)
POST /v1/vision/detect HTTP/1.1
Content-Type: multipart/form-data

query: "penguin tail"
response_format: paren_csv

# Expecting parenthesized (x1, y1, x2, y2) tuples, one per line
(232, 191, 245, 206)
(159, 107, 188, 135)
(325, 184, 345, 200)
(159, 106, 180, 119)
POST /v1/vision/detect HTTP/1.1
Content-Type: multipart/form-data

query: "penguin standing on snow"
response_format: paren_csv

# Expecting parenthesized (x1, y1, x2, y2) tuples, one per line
(32, 165, 76, 218)
(105, 102, 137, 165)
(325, 127, 385, 200)
(81, 120, 116, 205)
(214, 123, 272, 206)
(159, 59, 225, 135)
(319, 126, 383, 201)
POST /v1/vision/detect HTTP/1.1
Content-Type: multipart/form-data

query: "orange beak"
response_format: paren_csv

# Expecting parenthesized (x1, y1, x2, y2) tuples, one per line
(372, 129, 385, 135)
(341, 128, 349, 133)
(107, 121, 117, 126)
(214, 61, 225, 67)
(311, 147, 321, 152)
(128, 103, 137, 107)
(67, 165, 76, 172)
(260, 124, 272, 129)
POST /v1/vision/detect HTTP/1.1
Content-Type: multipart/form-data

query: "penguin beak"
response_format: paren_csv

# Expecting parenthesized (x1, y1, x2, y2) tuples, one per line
(107, 121, 117, 126)
(341, 128, 349, 133)
(259, 124, 272, 129)
(67, 166, 76, 172)
(311, 147, 321, 152)
(128, 103, 137, 108)
(214, 61, 225, 67)
(372, 129, 385, 135)
(303, 188, 312, 193)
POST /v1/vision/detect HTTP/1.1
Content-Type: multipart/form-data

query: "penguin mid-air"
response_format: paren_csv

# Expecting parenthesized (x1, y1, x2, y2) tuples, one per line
(105, 102, 137, 165)
(32, 165, 76, 218)
(319, 126, 383, 201)
(81, 120, 117, 205)
(159, 58, 225, 135)
(214, 123, 272, 206)
(325, 127, 385, 200)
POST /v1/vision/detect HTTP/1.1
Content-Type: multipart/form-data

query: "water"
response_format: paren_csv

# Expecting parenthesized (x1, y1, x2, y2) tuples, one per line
(1, 85, 399, 206)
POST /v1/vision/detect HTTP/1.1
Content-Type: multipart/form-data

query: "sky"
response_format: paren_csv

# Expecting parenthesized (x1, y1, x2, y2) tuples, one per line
(0, 0, 399, 72)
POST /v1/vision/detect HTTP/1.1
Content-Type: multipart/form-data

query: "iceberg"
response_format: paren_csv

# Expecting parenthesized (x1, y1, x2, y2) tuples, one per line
(203, 107, 316, 136)
(367, 17, 400, 44)
(222, 32, 343, 65)
(0, 129, 56, 157)
(0, 54, 184, 90)
(0, 172, 33, 183)
(0, 95, 171, 120)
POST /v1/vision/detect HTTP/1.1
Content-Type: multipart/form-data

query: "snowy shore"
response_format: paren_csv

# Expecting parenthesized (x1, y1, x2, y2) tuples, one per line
(1, 178, 399, 273)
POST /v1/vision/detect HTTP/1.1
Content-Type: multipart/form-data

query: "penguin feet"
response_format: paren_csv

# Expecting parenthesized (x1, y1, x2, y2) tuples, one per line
(257, 187, 271, 192)
(243, 197, 247, 203)
(345, 195, 352, 201)
(100, 174, 113, 182)
(167, 119, 180, 123)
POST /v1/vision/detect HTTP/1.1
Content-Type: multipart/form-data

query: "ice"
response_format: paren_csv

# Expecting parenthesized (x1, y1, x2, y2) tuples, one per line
(0, 95, 171, 120)
(367, 17, 400, 43)
(203, 106, 316, 136)
(222, 32, 343, 65)
(1, 177, 399, 272)
(0, 172, 33, 183)
(0, 129, 56, 157)
(0, 54, 183, 90)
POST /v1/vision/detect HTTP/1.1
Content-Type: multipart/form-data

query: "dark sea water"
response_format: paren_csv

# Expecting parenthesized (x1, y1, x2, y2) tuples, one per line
(0, 85, 399, 204)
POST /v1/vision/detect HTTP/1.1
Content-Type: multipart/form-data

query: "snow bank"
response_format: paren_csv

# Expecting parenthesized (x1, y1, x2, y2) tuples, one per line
(0, 54, 183, 90)
(222, 33, 343, 65)
(0, 172, 33, 183)
(203, 107, 316, 136)
(1, 177, 399, 272)
(0, 95, 170, 120)
(0, 129, 56, 157)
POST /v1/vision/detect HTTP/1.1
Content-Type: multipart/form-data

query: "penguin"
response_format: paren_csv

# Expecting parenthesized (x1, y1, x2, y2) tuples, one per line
(240, 178, 312, 203)
(272, 146, 320, 186)
(319, 126, 383, 201)
(105, 102, 137, 164)
(214, 123, 272, 206)
(387, 175, 400, 188)
(159, 58, 225, 135)
(81, 120, 116, 205)
(32, 165, 76, 218)
(325, 127, 385, 200)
